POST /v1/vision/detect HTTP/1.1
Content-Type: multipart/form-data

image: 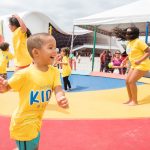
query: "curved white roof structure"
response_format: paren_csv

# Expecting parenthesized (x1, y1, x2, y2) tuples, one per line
(20, 11, 70, 35)
(0, 11, 89, 42)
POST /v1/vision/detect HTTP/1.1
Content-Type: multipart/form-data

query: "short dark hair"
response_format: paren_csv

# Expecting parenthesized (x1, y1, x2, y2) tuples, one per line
(27, 33, 54, 58)
(0, 42, 9, 51)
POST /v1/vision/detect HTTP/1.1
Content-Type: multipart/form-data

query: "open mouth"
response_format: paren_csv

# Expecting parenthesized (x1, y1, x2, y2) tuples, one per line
(50, 56, 54, 59)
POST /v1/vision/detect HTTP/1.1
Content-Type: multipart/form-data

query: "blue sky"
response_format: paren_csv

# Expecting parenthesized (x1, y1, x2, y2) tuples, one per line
(0, 0, 138, 32)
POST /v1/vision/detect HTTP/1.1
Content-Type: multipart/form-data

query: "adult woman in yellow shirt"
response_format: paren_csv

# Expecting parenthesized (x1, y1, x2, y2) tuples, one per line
(9, 14, 32, 70)
(114, 26, 150, 106)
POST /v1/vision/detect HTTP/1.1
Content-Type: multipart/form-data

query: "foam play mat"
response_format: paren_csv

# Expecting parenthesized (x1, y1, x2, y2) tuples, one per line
(0, 72, 150, 150)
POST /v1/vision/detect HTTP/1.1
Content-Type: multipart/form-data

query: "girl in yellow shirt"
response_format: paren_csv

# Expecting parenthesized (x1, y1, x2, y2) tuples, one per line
(58, 47, 72, 91)
(114, 26, 150, 106)
(9, 14, 32, 70)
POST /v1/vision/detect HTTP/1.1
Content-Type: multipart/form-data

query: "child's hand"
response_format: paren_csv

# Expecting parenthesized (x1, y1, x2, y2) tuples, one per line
(53, 54, 62, 66)
(120, 63, 124, 68)
(134, 60, 141, 65)
(57, 96, 69, 108)
(55, 54, 61, 62)
(12, 14, 20, 19)
(0, 77, 8, 93)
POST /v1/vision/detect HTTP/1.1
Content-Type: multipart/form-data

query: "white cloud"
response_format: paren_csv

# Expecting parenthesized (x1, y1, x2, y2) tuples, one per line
(0, 0, 139, 32)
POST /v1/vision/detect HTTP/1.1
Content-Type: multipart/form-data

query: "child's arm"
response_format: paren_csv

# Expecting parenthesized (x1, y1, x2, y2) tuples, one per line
(54, 85, 69, 108)
(58, 62, 68, 65)
(112, 65, 123, 69)
(12, 14, 27, 33)
(53, 54, 62, 67)
(0, 77, 11, 93)
(122, 56, 128, 65)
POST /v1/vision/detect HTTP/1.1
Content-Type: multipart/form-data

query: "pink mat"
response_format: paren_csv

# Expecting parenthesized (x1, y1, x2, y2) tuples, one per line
(90, 72, 126, 79)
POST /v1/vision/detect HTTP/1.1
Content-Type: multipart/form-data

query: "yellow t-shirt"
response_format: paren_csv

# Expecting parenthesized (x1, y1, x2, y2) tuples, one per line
(62, 56, 71, 77)
(8, 65, 61, 141)
(13, 27, 32, 67)
(126, 38, 150, 71)
(0, 50, 14, 73)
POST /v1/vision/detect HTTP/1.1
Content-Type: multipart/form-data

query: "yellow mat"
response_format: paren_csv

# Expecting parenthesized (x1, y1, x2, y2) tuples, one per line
(0, 84, 150, 119)
(139, 77, 150, 84)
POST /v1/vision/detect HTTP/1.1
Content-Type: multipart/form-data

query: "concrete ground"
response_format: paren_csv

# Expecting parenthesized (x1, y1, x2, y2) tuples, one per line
(74, 56, 100, 72)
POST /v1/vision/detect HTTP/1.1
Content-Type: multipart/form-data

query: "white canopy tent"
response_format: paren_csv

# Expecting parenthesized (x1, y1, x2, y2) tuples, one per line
(74, 0, 150, 35)
(73, 0, 150, 72)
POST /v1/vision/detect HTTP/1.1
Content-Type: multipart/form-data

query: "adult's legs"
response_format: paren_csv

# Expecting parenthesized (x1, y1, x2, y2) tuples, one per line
(100, 63, 105, 72)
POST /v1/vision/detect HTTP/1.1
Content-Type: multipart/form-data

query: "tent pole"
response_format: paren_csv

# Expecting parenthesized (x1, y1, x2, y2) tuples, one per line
(70, 25, 75, 53)
(145, 22, 149, 44)
(92, 26, 97, 71)
(109, 36, 111, 51)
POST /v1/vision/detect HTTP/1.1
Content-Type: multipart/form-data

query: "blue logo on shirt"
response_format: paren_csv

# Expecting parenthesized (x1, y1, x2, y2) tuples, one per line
(30, 89, 51, 105)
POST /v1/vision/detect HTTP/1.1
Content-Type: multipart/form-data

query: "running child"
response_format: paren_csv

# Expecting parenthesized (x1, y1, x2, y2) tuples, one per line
(0, 33, 69, 150)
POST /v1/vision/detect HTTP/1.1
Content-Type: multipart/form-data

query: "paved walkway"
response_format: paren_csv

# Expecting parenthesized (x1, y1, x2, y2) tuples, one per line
(74, 56, 100, 72)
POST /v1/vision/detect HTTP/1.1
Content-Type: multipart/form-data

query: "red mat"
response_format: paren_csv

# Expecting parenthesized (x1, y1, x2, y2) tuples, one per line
(1, 116, 150, 150)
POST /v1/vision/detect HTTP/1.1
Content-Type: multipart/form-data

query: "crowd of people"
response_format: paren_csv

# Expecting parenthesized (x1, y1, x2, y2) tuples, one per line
(99, 49, 128, 74)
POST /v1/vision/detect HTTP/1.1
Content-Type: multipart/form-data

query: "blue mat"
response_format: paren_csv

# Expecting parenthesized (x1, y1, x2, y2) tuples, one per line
(7, 72, 143, 92)
(65, 74, 143, 92)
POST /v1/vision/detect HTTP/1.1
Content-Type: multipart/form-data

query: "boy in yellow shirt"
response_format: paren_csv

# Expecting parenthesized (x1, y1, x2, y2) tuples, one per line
(0, 33, 69, 150)
(0, 42, 13, 79)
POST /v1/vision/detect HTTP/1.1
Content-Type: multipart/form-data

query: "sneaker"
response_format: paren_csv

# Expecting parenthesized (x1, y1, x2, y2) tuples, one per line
(66, 88, 72, 92)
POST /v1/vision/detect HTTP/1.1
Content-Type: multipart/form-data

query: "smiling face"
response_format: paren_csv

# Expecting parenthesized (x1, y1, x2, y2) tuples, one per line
(33, 36, 57, 66)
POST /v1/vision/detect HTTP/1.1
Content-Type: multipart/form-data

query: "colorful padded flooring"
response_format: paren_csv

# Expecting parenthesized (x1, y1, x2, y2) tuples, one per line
(0, 71, 150, 150)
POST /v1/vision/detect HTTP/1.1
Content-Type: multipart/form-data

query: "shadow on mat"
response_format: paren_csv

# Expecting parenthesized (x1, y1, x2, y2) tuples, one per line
(46, 104, 70, 114)
(138, 95, 150, 105)
(70, 86, 89, 92)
